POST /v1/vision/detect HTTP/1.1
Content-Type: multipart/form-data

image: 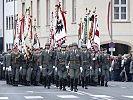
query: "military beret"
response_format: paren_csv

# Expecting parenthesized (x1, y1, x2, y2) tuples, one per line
(72, 43, 78, 46)
(61, 45, 67, 48)
(45, 43, 50, 46)
(81, 44, 87, 48)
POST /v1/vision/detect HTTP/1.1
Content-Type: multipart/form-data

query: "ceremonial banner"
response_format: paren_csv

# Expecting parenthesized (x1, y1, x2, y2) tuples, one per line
(55, 3, 67, 46)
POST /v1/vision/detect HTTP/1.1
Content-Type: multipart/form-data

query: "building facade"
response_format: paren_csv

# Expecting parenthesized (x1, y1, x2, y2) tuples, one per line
(17, 0, 133, 55)
(0, 0, 4, 53)
(4, 0, 17, 52)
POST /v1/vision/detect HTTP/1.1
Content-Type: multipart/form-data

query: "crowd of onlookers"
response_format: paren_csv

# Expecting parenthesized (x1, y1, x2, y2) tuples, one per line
(110, 54, 133, 82)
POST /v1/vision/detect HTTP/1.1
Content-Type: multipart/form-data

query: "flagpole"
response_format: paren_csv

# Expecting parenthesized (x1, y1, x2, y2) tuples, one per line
(110, 0, 113, 56)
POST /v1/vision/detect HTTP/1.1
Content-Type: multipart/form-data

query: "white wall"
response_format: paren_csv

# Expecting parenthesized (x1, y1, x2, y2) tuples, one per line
(4, 0, 17, 51)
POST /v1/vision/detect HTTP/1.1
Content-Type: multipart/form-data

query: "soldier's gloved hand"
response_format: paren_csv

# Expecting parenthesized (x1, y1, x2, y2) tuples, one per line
(55, 67, 57, 72)
(53, 66, 55, 68)
(20, 66, 22, 70)
(66, 66, 69, 69)
(39, 66, 42, 69)
(9, 66, 12, 71)
(99, 68, 101, 72)
(90, 66, 92, 70)
(93, 58, 96, 61)
(80, 67, 83, 72)
(3, 66, 5, 70)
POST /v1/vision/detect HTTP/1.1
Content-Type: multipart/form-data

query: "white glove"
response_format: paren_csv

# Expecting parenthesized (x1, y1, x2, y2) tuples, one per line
(90, 66, 92, 70)
(99, 68, 101, 72)
(20, 66, 22, 70)
(53, 66, 55, 68)
(39, 66, 42, 69)
(66, 66, 69, 69)
(93, 58, 96, 61)
(55, 67, 57, 72)
(3, 67, 5, 70)
(9, 66, 12, 71)
(80, 67, 83, 72)
(109, 67, 112, 72)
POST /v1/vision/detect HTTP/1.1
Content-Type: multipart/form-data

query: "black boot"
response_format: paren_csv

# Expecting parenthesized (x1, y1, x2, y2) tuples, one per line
(55, 75, 59, 88)
(47, 76, 51, 89)
(105, 81, 108, 87)
(35, 81, 41, 86)
(70, 79, 74, 91)
(63, 79, 66, 91)
(43, 77, 47, 88)
(85, 77, 88, 89)
(13, 81, 18, 86)
(26, 81, 31, 86)
(101, 76, 104, 86)
(59, 79, 62, 90)
(74, 79, 78, 92)
(82, 77, 85, 88)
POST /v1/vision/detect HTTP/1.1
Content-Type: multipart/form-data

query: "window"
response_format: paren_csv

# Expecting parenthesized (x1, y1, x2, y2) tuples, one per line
(6, 16, 8, 30)
(46, 0, 50, 25)
(62, 0, 66, 11)
(113, 0, 128, 21)
(9, 17, 11, 30)
(22, 3, 25, 16)
(37, 0, 40, 26)
(72, 0, 76, 23)
(11, 16, 14, 29)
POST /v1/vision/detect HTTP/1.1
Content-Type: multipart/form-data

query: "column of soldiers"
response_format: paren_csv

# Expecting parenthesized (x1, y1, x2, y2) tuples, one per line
(1, 42, 111, 92)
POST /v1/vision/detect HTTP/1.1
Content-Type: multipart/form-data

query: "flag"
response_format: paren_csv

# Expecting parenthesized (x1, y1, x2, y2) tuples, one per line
(83, 17, 87, 44)
(78, 18, 84, 47)
(55, 3, 67, 47)
(33, 32, 40, 50)
(90, 13, 100, 52)
(49, 12, 55, 49)
(86, 16, 91, 48)
(13, 18, 20, 49)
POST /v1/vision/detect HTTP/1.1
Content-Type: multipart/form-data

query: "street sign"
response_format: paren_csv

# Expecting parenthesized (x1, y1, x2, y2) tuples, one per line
(109, 42, 115, 48)
(109, 48, 115, 52)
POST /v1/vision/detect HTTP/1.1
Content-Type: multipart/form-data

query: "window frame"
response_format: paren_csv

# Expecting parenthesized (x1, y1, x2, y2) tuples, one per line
(113, 0, 128, 21)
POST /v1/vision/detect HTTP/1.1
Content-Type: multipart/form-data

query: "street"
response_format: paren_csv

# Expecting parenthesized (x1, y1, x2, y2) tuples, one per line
(0, 81, 133, 100)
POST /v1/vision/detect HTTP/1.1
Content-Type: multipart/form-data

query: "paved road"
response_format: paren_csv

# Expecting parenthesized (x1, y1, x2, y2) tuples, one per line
(0, 81, 133, 100)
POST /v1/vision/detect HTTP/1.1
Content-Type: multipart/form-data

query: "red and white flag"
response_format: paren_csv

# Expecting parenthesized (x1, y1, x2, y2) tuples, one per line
(90, 13, 100, 52)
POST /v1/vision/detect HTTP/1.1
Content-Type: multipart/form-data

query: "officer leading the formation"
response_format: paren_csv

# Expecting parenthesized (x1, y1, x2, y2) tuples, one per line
(66, 43, 82, 92)
(41, 43, 54, 89)
(55, 45, 67, 91)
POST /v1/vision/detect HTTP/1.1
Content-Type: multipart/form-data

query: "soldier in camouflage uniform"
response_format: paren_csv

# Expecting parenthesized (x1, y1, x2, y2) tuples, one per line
(41, 43, 54, 89)
(66, 43, 82, 92)
(32, 49, 41, 86)
(11, 48, 21, 86)
(101, 48, 110, 87)
(55, 45, 67, 91)
(81, 44, 91, 89)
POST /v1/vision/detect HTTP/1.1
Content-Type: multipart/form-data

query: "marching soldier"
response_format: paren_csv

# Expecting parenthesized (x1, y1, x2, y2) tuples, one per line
(66, 43, 82, 92)
(32, 49, 41, 86)
(55, 45, 67, 91)
(101, 48, 110, 87)
(41, 43, 54, 89)
(90, 51, 99, 86)
(11, 48, 21, 86)
(81, 44, 91, 89)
